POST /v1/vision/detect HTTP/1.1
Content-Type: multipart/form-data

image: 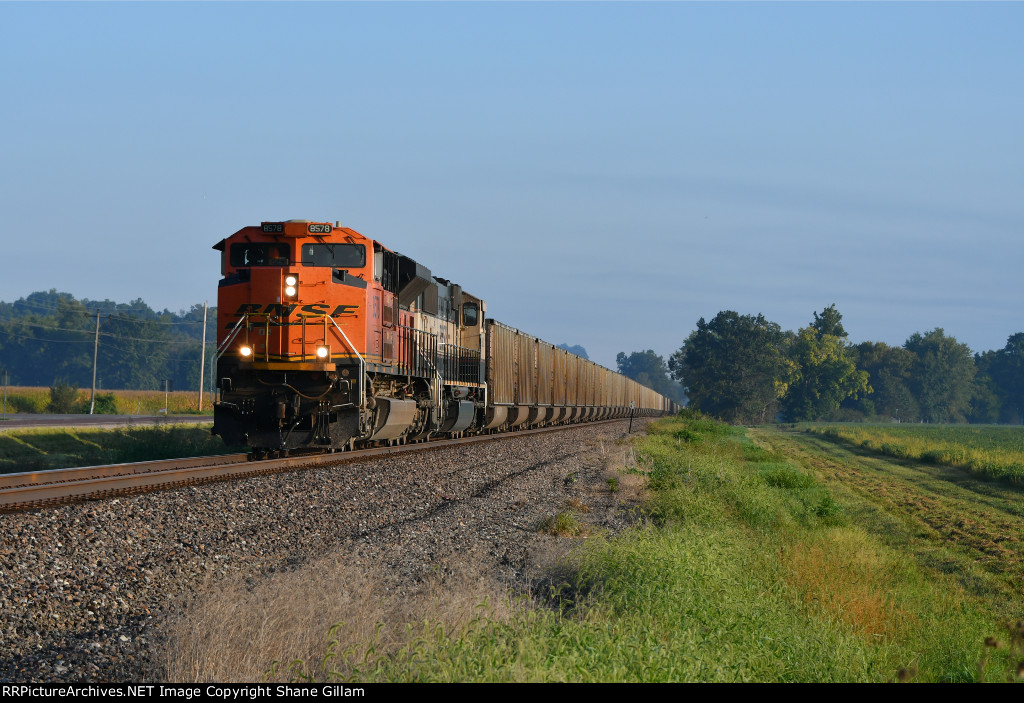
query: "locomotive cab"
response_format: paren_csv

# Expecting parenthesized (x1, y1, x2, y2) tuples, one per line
(212, 221, 373, 453)
(212, 219, 489, 455)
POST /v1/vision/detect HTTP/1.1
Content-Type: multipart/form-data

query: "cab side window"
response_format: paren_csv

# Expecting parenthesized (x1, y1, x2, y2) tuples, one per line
(462, 302, 478, 327)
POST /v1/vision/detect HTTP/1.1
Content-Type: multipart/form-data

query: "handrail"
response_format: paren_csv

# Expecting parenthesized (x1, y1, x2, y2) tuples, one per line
(330, 317, 366, 408)
(215, 315, 248, 360)
(217, 313, 365, 407)
(438, 342, 483, 385)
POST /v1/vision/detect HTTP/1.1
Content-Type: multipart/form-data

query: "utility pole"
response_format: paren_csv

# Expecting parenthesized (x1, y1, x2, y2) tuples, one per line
(2, 369, 8, 421)
(198, 301, 208, 412)
(90, 309, 101, 415)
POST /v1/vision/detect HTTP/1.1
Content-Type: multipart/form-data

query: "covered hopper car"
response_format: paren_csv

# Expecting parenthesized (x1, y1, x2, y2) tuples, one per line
(212, 220, 675, 457)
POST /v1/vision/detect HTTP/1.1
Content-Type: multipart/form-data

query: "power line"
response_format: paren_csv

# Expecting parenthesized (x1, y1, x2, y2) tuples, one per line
(107, 315, 209, 326)
(0, 330, 93, 344)
(0, 323, 202, 345)
(98, 333, 199, 344)
(1, 321, 94, 334)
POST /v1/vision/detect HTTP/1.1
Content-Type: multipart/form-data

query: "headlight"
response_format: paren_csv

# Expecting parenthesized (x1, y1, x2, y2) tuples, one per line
(316, 346, 329, 359)
(240, 346, 253, 357)
(285, 275, 297, 286)
(284, 285, 297, 296)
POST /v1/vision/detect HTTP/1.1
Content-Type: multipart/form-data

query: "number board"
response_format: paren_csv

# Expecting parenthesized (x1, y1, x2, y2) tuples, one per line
(308, 224, 333, 234)
(261, 223, 284, 233)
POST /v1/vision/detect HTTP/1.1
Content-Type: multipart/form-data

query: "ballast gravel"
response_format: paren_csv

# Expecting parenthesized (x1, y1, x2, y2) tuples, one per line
(0, 419, 650, 682)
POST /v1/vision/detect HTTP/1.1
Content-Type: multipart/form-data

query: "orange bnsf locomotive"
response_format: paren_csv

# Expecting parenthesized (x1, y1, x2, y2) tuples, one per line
(212, 220, 674, 457)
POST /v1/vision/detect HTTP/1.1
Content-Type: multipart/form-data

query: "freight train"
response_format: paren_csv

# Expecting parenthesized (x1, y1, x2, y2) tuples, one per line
(211, 220, 675, 457)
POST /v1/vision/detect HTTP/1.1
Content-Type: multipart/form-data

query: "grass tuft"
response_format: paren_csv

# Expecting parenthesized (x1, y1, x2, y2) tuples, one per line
(538, 511, 591, 538)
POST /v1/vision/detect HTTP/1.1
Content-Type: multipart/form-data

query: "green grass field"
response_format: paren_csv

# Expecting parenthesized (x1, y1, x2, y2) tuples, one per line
(0, 424, 237, 473)
(804, 423, 1024, 484)
(272, 413, 1024, 682)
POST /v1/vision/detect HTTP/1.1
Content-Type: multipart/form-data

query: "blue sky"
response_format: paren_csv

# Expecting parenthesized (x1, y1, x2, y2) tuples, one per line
(1, 2, 1021, 369)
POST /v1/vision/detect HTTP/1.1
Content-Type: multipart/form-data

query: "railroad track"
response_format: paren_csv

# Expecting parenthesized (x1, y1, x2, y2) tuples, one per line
(0, 419, 627, 512)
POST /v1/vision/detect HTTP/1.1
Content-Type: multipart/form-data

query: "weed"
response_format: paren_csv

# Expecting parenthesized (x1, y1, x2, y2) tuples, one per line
(47, 381, 79, 413)
(813, 495, 843, 522)
(565, 498, 591, 514)
(759, 464, 815, 490)
(537, 512, 590, 538)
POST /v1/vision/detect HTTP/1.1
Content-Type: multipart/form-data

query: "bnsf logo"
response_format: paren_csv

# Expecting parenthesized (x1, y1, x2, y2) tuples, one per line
(226, 303, 358, 327)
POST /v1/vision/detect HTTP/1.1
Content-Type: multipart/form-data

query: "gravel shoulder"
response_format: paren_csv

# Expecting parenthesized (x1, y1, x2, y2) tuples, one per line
(0, 419, 651, 682)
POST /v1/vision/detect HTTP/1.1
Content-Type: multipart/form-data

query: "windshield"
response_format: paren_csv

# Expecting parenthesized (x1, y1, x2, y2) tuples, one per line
(230, 243, 290, 267)
(301, 243, 366, 268)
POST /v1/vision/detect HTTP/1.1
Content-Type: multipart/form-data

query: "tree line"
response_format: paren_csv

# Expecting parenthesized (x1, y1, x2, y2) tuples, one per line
(615, 350, 687, 406)
(7, 291, 1020, 425)
(0, 290, 217, 393)
(617, 305, 1024, 425)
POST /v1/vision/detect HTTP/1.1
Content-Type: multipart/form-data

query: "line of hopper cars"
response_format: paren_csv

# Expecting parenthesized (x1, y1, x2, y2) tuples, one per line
(211, 219, 677, 457)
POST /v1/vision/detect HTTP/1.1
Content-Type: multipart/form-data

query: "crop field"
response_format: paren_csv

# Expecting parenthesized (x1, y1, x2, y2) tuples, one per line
(804, 424, 1024, 484)
(0, 386, 210, 416)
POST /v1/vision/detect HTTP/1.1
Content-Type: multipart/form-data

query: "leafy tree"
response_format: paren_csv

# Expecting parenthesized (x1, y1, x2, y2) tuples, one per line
(812, 303, 846, 337)
(92, 392, 118, 414)
(0, 290, 216, 392)
(47, 380, 80, 413)
(968, 370, 1001, 424)
(0, 292, 93, 387)
(904, 328, 975, 423)
(616, 349, 686, 405)
(781, 307, 868, 422)
(669, 311, 793, 424)
(842, 342, 919, 421)
(97, 313, 174, 389)
(874, 368, 921, 423)
(981, 333, 1024, 423)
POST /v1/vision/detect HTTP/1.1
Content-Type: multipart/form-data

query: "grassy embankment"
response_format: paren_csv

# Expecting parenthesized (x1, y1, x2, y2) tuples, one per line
(191, 412, 1021, 682)
(0, 425, 237, 474)
(0, 386, 211, 416)
(804, 424, 1024, 484)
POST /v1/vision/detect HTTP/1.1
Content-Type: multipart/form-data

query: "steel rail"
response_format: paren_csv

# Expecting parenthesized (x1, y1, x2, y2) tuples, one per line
(0, 453, 250, 490)
(0, 418, 635, 513)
